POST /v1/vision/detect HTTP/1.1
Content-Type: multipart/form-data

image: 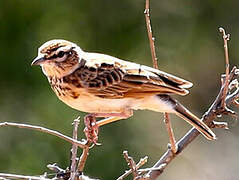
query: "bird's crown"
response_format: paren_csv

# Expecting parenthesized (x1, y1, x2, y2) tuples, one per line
(37, 39, 81, 60)
(39, 39, 76, 54)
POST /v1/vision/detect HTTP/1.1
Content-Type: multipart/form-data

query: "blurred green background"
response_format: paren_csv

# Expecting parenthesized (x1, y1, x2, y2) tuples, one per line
(0, 0, 239, 179)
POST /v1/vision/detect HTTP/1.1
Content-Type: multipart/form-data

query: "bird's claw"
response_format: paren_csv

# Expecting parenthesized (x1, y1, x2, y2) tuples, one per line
(84, 114, 99, 144)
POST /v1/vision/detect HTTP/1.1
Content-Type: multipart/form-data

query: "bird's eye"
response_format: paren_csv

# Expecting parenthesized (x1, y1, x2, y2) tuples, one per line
(58, 51, 65, 58)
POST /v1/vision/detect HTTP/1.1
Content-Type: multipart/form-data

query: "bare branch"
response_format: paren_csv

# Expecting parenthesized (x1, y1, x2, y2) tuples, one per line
(77, 141, 90, 174)
(144, 0, 158, 69)
(232, 100, 239, 107)
(117, 155, 148, 180)
(0, 122, 87, 149)
(144, 0, 180, 163)
(219, 27, 230, 108)
(143, 1, 238, 177)
(211, 121, 229, 129)
(147, 66, 239, 179)
(47, 163, 65, 173)
(0, 173, 51, 180)
(138, 165, 166, 173)
(164, 113, 177, 153)
(123, 151, 139, 178)
(70, 117, 81, 180)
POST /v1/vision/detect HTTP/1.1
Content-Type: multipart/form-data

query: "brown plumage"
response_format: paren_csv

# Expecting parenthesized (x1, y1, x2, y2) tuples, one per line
(31, 39, 216, 141)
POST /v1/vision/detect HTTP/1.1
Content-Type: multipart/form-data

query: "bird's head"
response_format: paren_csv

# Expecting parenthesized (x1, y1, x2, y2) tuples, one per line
(32, 39, 83, 78)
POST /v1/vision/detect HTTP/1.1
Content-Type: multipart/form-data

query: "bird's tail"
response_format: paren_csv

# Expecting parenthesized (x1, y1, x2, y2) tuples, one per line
(174, 102, 216, 140)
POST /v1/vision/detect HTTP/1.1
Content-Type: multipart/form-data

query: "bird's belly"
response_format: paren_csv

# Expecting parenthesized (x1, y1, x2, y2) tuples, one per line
(58, 92, 175, 114)
(50, 78, 174, 113)
(59, 94, 133, 113)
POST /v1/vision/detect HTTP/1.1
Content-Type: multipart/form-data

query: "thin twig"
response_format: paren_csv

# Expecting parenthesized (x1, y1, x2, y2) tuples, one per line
(232, 100, 239, 107)
(143, 2, 238, 178)
(77, 141, 90, 173)
(0, 122, 86, 149)
(0, 173, 51, 180)
(211, 121, 229, 129)
(47, 163, 70, 180)
(70, 117, 81, 180)
(144, 0, 178, 157)
(123, 151, 138, 179)
(138, 164, 166, 173)
(147, 67, 239, 179)
(219, 27, 230, 108)
(47, 163, 65, 173)
(144, 0, 158, 69)
(164, 113, 177, 153)
(117, 156, 148, 180)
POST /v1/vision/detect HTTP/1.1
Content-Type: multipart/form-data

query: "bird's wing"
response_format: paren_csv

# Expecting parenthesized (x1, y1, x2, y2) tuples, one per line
(77, 52, 193, 99)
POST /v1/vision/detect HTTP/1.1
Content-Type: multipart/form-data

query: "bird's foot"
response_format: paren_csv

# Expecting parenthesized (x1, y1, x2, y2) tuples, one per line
(84, 114, 99, 144)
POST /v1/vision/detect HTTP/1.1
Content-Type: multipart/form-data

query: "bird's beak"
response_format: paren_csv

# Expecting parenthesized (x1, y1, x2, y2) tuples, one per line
(31, 56, 46, 66)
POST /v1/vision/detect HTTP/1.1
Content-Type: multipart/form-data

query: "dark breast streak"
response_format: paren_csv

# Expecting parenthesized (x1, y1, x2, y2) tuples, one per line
(48, 76, 80, 99)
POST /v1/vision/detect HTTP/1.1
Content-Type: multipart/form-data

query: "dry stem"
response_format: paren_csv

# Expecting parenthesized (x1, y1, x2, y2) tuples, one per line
(0, 122, 86, 149)
(144, 0, 178, 156)
(117, 156, 148, 180)
(123, 151, 138, 178)
(143, 0, 237, 179)
(147, 67, 239, 180)
(70, 117, 81, 180)
(164, 113, 177, 153)
(119, 151, 150, 180)
(0, 173, 51, 180)
(77, 141, 90, 173)
(219, 27, 230, 108)
(144, 0, 158, 69)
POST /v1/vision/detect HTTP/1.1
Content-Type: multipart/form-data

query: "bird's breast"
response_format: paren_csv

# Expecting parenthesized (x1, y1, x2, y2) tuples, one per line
(47, 76, 134, 113)
(47, 76, 175, 114)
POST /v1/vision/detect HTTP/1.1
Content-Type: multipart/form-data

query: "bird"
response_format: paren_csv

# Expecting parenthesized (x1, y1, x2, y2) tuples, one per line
(31, 39, 216, 142)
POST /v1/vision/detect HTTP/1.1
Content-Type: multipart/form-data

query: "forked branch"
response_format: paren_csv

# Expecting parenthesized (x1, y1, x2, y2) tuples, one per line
(146, 28, 239, 179)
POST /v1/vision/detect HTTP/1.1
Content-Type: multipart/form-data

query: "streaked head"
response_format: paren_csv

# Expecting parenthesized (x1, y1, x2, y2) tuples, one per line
(32, 39, 83, 77)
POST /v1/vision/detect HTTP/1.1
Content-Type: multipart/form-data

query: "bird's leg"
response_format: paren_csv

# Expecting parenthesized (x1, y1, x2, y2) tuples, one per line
(96, 111, 133, 127)
(164, 113, 177, 153)
(84, 110, 133, 144)
(84, 114, 98, 144)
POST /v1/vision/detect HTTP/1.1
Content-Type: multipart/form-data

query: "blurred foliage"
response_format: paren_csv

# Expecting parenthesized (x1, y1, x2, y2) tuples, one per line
(0, 0, 238, 180)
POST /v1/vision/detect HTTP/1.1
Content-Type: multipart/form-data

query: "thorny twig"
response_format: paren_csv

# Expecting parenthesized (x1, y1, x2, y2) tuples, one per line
(164, 113, 177, 153)
(0, 118, 93, 180)
(77, 141, 90, 174)
(47, 163, 70, 180)
(219, 27, 230, 108)
(120, 151, 150, 180)
(117, 156, 148, 180)
(147, 68, 239, 179)
(144, 0, 178, 155)
(143, 1, 239, 179)
(47, 163, 66, 174)
(0, 173, 51, 180)
(118, 152, 167, 180)
(144, 0, 158, 69)
(146, 28, 239, 179)
(210, 121, 229, 129)
(0, 122, 86, 149)
(123, 151, 138, 178)
(70, 117, 81, 180)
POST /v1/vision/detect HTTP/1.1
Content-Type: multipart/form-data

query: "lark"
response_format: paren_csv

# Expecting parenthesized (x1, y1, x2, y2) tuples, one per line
(31, 39, 216, 142)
